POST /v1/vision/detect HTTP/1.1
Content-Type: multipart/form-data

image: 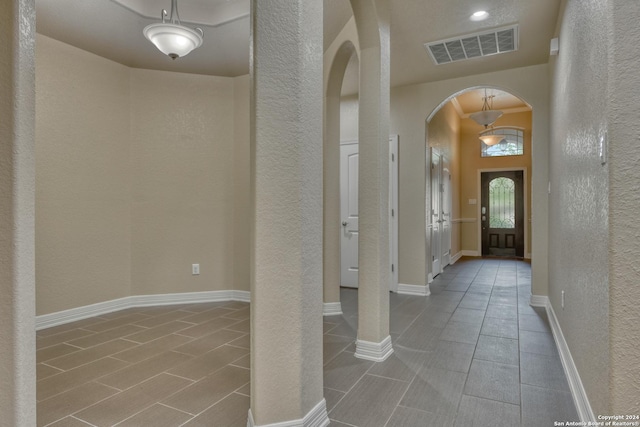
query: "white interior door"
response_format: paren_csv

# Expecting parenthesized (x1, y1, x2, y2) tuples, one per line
(340, 138, 399, 290)
(431, 149, 442, 276)
(340, 143, 359, 288)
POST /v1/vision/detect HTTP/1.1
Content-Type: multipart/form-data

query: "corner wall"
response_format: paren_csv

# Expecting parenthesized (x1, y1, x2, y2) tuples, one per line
(130, 69, 236, 296)
(36, 35, 247, 315)
(548, 0, 610, 415)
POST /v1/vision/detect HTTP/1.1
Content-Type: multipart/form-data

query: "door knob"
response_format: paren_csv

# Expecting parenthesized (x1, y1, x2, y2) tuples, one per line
(342, 221, 348, 227)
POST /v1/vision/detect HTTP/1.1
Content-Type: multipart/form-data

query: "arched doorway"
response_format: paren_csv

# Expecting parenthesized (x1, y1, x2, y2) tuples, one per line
(425, 87, 533, 281)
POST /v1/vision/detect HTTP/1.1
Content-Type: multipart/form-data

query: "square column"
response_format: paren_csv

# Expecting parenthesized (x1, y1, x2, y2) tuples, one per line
(352, 0, 394, 362)
(0, 0, 37, 425)
(249, 1, 328, 426)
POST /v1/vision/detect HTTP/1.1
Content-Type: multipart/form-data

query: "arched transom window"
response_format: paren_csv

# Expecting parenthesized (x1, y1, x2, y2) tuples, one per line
(481, 127, 524, 157)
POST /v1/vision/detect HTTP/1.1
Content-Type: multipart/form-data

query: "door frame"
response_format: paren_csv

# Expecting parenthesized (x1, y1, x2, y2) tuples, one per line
(476, 167, 529, 258)
(339, 140, 359, 287)
(389, 135, 399, 292)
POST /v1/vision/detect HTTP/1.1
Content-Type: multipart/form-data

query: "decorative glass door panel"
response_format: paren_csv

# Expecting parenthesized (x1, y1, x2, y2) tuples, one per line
(481, 171, 524, 257)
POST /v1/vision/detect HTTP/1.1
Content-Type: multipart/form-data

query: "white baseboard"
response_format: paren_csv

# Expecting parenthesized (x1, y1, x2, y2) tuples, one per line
(545, 299, 596, 423)
(36, 290, 251, 331)
(461, 250, 479, 257)
(322, 302, 343, 316)
(397, 283, 430, 297)
(529, 294, 548, 307)
(247, 399, 329, 427)
(354, 335, 394, 362)
(451, 251, 463, 264)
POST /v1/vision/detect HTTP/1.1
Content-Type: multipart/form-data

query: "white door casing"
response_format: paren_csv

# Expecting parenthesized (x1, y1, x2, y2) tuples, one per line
(340, 138, 399, 291)
(441, 158, 452, 267)
(340, 142, 359, 288)
(389, 135, 399, 292)
(430, 148, 452, 277)
(431, 149, 441, 276)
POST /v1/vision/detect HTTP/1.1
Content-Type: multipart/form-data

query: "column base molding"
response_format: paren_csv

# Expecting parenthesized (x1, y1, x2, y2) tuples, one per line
(247, 399, 329, 427)
(322, 302, 343, 316)
(397, 283, 430, 296)
(354, 335, 394, 362)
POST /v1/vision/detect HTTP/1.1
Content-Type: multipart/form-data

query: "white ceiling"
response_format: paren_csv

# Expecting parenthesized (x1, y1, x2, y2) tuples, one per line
(35, 0, 560, 91)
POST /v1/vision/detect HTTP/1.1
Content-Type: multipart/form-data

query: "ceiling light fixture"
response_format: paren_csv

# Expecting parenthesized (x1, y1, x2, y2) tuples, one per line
(469, 89, 503, 127)
(479, 133, 505, 146)
(470, 10, 489, 21)
(143, 0, 203, 60)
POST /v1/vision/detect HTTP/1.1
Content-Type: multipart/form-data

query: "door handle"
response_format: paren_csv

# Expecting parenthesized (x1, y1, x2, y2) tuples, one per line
(342, 221, 348, 227)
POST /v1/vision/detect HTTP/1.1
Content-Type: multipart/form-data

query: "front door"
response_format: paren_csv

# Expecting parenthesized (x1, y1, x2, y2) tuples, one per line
(481, 171, 524, 257)
(340, 143, 359, 288)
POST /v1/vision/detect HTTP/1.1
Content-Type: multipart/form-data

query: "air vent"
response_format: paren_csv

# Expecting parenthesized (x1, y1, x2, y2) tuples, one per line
(425, 25, 519, 65)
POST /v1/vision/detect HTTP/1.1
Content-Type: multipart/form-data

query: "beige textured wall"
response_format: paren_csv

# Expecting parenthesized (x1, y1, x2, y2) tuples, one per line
(340, 95, 359, 141)
(131, 69, 234, 294)
(427, 102, 461, 260)
(130, 68, 236, 296)
(607, 0, 640, 413)
(36, 35, 242, 314)
(458, 112, 532, 256)
(550, 0, 640, 414)
(36, 35, 132, 314)
(549, 0, 610, 414)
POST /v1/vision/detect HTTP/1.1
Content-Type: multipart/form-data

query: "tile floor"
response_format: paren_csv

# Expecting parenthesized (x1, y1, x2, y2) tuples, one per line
(36, 258, 579, 426)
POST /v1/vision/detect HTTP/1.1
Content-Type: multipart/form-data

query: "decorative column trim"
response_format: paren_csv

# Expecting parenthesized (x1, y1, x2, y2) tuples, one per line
(247, 399, 329, 427)
(322, 302, 343, 316)
(354, 335, 394, 362)
(529, 294, 548, 307)
(397, 283, 430, 296)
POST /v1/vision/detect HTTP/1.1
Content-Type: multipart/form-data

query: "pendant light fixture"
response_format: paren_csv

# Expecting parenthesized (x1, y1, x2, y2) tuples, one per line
(143, 0, 203, 60)
(479, 133, 505, 146)
(469, 89, 503, 127)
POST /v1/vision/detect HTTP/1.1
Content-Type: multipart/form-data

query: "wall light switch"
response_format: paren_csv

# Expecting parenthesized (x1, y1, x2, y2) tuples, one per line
(192, 264, 200, 275)
(468, 198, 477, 205)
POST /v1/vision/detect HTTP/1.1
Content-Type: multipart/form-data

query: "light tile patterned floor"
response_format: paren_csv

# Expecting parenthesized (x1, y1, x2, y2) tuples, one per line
(36, 258, 578, 426)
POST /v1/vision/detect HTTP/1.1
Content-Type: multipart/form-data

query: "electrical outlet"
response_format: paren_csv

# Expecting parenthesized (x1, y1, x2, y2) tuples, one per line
(192, 264, 200, 275)
(561, 290, 565, 309)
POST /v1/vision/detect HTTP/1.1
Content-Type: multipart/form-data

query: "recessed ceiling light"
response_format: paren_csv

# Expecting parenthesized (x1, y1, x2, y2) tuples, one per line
(470, 11, 489, 21)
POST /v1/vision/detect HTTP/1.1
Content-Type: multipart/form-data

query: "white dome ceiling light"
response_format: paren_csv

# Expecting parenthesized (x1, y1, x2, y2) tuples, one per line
(143, 0, 203, 60)
(470, 10, 489, 21)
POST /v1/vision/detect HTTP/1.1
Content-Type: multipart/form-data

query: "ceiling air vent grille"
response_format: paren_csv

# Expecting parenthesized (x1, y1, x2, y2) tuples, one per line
(425, 25, 518, 65)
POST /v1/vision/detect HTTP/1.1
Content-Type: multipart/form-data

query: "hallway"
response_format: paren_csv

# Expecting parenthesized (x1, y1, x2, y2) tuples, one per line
(36, 259, 577, 426)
